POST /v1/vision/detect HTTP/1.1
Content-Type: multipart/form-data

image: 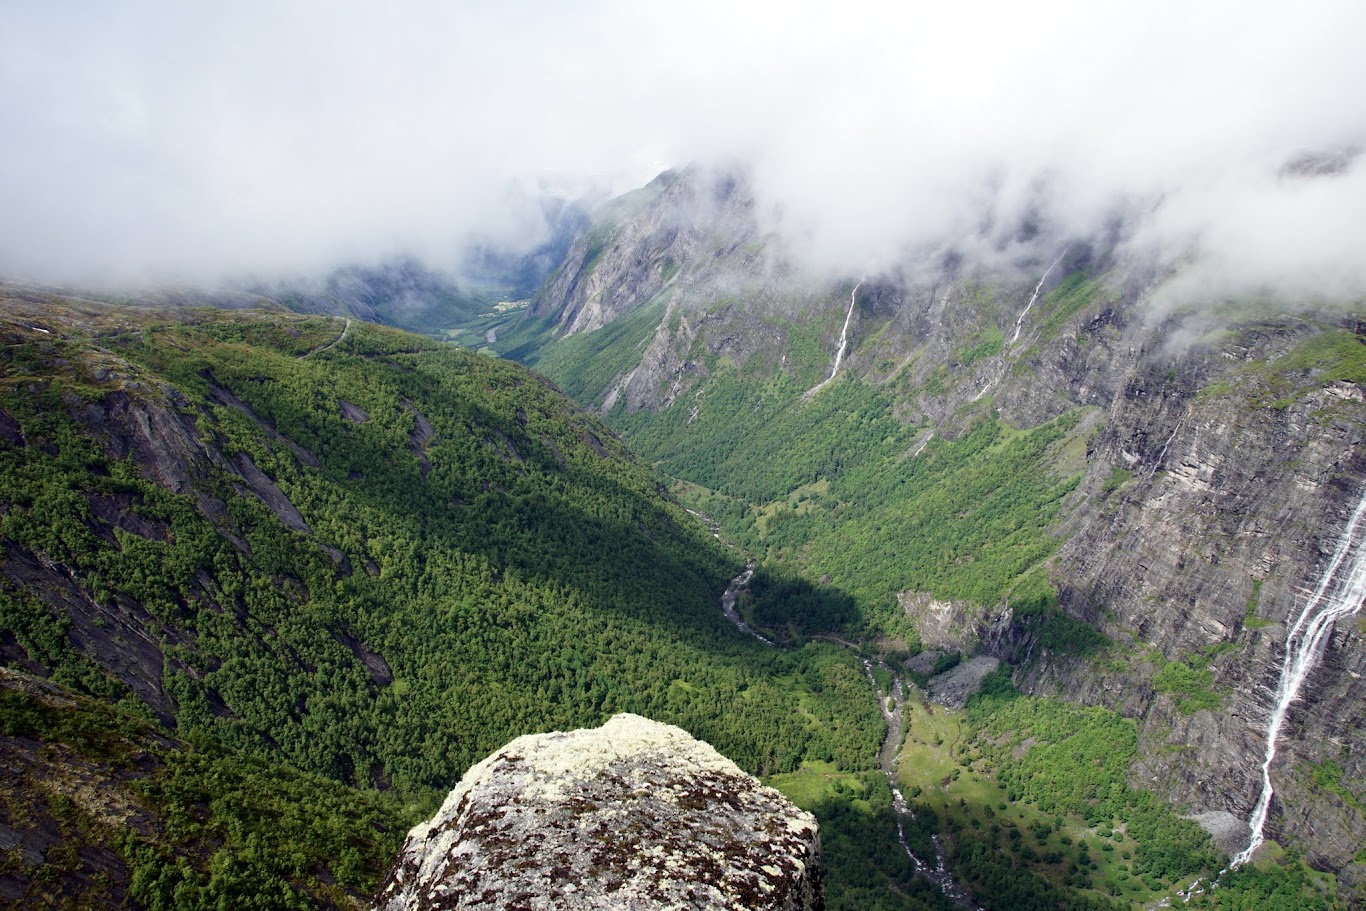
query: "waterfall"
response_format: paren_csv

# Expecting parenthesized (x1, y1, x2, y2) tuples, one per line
(1232, 489, 1366, 866)
(829, 280, 863, 379)
(971, 378, 998, 402)
(1149, 411, 1188, 478)
(966, 247, 1068, 402)
(806, 280, 863, 396)
(1008, 248, 1069, 347)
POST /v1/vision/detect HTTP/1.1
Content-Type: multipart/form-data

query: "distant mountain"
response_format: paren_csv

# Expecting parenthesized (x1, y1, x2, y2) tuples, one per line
(460, 195, 591, 298)
(248, 197, 590, 335)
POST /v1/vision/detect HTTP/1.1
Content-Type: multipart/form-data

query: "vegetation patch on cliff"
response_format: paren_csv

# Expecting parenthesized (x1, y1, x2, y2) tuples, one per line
(0, 670, 401, 910)
(1153, 658, 1224, 714)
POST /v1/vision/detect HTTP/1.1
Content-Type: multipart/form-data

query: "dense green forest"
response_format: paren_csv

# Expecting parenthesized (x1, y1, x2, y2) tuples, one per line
(0, 298, 926, 909)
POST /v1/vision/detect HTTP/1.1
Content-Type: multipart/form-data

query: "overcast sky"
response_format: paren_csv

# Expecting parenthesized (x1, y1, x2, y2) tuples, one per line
(2, 0, 1364, 301)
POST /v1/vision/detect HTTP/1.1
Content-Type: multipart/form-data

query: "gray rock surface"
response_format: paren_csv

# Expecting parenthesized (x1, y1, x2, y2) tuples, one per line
(1187, 810, 1245, 858)
(528, 166, 764, 338)
(903, 649, 944, 676)
(928, 657, 1001, 709)
(897, 592, 985, 653)
(372, 713, 822, 911)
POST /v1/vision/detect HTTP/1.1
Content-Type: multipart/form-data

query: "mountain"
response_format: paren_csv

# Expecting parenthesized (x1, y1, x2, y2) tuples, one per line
(4, 163, 1363, 909)
(0, 285, 901, 909)
(501, 165, 1366, 905)
(521, 166, 770, 338)
(245, 197, 590, 337)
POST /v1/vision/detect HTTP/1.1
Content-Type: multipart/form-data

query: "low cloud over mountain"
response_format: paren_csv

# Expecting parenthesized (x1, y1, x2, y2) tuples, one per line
(2, 0, 1363, 304)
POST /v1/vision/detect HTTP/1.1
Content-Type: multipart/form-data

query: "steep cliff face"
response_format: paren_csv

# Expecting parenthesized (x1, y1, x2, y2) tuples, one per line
(373, 713, 822, 911)
(514, 167, 1366, 884)
(1030, 314, 1366, 875)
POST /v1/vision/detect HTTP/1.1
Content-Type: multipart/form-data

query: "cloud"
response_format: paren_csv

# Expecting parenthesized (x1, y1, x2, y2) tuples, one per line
(2, 0, 1364, 302)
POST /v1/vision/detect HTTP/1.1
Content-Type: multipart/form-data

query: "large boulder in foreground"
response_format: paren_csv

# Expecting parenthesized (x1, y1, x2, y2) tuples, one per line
(372, 713, 822, 910)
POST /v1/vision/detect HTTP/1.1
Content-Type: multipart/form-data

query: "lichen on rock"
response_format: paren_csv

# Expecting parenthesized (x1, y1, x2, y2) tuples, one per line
(372, 713, 822, 910)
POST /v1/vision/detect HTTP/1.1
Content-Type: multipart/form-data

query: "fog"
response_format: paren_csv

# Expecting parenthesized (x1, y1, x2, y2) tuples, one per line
(2, 0, 1363, 303)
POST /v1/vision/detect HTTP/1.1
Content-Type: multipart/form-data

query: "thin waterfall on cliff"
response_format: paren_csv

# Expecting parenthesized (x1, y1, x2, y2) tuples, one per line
(1232, 488, 1366, 867)
(829, 280, 863, 379)
(971, 248, 1070, 403)
(1008, 247, 1069, 347)
(807, 280, 863, 396)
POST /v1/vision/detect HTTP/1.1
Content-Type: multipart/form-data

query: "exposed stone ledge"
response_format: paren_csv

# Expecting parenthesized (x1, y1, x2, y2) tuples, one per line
(373, 713, 822, 910)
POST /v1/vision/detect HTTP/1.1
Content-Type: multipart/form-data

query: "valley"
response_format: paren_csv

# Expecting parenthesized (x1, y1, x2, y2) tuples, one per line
(5, 5, 1364, 909)
(485, 166, 1366, 908)
(0, 290, 886, 907)
(2, 164, 1365, 910)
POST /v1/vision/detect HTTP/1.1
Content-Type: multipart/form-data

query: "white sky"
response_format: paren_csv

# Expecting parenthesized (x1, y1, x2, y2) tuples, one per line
(2, 0, 1364, 300)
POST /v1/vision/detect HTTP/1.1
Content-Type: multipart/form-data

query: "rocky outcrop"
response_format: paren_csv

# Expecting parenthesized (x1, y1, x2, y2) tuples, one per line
(898, 592, 986, 654)
(372, 714, 822, 911)
(1188, 810, 1247, 858)
(928, 656, 1001, 710)
(0, 669, 168, 909)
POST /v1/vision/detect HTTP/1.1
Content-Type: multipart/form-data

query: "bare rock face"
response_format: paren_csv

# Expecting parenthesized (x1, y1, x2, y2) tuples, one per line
(372, 714, 822, 911)
(897, 591, 987, 654)
(529, 166, 763, 338)
(928, 656, 1001, 709)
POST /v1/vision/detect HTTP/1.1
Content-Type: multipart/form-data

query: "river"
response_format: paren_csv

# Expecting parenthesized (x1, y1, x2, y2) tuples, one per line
(708, 519, 980, 906)
(861, 659, 983, 910)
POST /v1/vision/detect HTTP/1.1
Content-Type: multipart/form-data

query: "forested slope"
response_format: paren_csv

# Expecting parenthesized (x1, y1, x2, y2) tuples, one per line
(0, 288, 902, 909)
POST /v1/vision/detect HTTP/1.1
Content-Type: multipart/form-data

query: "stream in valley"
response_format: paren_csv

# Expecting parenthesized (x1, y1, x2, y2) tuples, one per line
(718, 560, 772, 646)
(712, 524, 981, 907)
(861, 659, 983, 910)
